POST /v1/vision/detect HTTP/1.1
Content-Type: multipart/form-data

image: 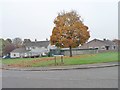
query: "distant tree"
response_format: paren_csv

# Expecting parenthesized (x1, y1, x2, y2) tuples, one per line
(0, 38, 15, 56)
(0, 38, 5, 56)
(3, 43, 15, 55)
(6, 38, 12, 43)
(23, 39, 31, 43)
(50, 10, 90, 57)
(4, 39, 15, 55)
(13, 37, 23, 48)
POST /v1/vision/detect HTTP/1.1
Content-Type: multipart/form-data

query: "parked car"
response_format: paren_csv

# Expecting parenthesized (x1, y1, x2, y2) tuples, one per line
(2, 55, 10, 59)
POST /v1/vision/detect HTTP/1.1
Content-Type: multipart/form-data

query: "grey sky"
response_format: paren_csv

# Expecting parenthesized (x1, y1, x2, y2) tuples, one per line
(0, 0, 118, 41)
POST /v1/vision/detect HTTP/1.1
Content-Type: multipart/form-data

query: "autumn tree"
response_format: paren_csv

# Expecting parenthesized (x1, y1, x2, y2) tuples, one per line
(50, 10, 90, 57)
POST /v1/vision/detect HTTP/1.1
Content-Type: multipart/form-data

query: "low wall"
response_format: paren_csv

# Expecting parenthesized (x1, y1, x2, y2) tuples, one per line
(61, 49, 98, 56)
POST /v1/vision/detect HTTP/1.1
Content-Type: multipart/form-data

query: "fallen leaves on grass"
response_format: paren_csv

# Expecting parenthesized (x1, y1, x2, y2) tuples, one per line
(7, 57, 55, 67)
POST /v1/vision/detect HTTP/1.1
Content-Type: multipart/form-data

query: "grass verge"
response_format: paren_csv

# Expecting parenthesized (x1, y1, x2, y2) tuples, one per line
(1, 51, 119, 67)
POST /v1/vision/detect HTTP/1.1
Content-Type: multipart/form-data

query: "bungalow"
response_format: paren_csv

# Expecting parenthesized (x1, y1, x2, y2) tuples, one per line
(10, 47, 30, 58)
(49, 38, 118, 56)
(24, 40, 50, 55)
(79, 39, 117, 51)
(112, 39, 120, 50)
(10, 40, 50, 58)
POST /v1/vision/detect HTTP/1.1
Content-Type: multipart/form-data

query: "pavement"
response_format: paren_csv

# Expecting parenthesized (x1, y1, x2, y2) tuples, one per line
(1, 62, 119, 71)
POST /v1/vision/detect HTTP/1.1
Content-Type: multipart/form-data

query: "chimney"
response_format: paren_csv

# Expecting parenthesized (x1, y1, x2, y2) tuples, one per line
(35, 39, 37, 42)
(103, 38, 106, 41)
(46, 38, 48, 41)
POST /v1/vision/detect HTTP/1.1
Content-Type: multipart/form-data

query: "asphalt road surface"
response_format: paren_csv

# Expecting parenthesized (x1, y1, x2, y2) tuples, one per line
(0, 69, 2, 89)
(2, 66, 118, 88)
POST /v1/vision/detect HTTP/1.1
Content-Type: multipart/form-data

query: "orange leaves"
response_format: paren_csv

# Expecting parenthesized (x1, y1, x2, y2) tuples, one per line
(50, 10, 90, 48)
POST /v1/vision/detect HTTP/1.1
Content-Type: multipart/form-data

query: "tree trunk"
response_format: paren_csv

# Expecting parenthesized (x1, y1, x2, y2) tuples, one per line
(69, 46, 72, 57)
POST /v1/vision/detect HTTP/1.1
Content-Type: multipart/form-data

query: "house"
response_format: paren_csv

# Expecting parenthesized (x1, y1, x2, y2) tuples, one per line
(10, 40, 50, 58)
(24, 40, 50, 55)
(79, 39, 117, 51)
(112, 39, 120, 50)
(10, 47, 30, 58)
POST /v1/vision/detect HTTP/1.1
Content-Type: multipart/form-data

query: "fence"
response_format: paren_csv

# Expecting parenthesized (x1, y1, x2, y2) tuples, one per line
(50, 48, 98, 56)
(61, 48, 98, 56)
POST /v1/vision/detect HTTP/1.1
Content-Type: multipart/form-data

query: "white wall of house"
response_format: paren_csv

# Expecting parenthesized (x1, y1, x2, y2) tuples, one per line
(20, 53, 30, 57)
(10, 52, 20, 58)
(26, 46, 48, 52)
(11, 52, 31, 58)
(30, 47, 48, 56)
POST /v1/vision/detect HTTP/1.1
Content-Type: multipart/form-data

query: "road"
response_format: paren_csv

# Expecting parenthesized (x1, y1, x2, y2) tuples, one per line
(0, 69, 2, 90)
(2, 66, 118, 88)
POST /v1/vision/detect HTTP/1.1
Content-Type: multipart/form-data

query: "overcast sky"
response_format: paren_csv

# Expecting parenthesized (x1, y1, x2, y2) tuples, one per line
(0, 0, 118, 41)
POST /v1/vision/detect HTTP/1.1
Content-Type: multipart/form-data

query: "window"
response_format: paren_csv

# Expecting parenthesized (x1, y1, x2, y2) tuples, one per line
(29, 47, 32, 50)
(13, 54, 16, 56)
(105, 46, 110, 50)
(89, 47, 93, 49)
(95, 47, 99, 49)
(101, 46, 105, 50)
(32, 47, 35, 49)
(113, 46, 116, 49)
(26, 47, 30, 50)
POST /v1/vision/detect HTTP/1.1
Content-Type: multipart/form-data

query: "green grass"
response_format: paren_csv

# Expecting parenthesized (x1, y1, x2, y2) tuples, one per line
(64, 52, 119, 65)
(1, 51, 119, 67)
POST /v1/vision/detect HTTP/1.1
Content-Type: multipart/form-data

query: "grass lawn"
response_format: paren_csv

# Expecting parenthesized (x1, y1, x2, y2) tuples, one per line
(1, 51, 119, 67)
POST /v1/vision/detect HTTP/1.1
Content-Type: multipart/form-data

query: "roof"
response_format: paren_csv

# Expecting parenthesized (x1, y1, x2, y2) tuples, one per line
(87, 39, 105, 44)
(11, 47, 29, 53)
(24, 41, 50, 48)
(87, 39, 115, 46)
(103, 40, 115, 45)
(112, 39, 120, 45)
